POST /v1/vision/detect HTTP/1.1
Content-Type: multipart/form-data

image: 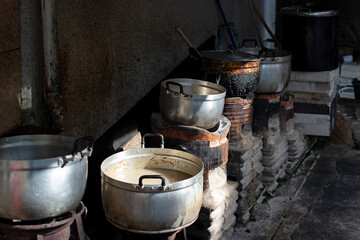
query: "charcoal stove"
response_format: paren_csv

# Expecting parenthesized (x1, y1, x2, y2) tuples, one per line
(151, 112, 230, 174)
(0, 202, 88, 240)
(252, 93, 281, 133)
(222, 97, 254, 142)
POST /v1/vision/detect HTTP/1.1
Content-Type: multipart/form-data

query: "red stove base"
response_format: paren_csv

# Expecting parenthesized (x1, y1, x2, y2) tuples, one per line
(0, 202, 88, 240)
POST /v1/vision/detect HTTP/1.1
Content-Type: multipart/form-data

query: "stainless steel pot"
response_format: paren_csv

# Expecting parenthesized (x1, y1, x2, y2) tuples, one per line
(237, 46, 292, 93)
(159, 78, 226, 129)
(0, 135, 93, 220)
(101, 134, 204, 234)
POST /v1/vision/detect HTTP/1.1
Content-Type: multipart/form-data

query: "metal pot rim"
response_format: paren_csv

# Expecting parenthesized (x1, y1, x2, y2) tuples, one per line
(101, 147, 204, 192)
(161, 78, 226, 101)
(0, 134, 91, 167)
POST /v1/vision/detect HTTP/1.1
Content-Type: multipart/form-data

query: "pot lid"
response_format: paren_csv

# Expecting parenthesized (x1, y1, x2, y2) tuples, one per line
(279, 6, 339, 17)
(237, 48, 291, 58)
(200, 49, 260, 62)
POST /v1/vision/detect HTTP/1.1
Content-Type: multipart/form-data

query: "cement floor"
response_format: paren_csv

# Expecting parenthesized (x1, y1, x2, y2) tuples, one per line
(233, 100, 360, 240)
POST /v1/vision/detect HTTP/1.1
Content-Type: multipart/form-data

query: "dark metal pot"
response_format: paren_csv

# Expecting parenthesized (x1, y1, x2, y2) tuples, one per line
(101, 134, 204, 234)
(199, 48, 261, 99)
(0, 135, 93, 220)
(279, 7, 339, 72)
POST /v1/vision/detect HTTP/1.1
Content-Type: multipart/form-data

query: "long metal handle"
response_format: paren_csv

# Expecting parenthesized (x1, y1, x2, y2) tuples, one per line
(250, 0, 282, 49)
(175, 27, 203, 59)
(141, 133, 164, 149)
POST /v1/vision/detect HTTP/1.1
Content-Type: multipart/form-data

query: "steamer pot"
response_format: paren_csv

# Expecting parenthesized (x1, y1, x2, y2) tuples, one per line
(159, 78, 226, 129)
(101, 134, 204, 234)
(0, 135, 93, 220)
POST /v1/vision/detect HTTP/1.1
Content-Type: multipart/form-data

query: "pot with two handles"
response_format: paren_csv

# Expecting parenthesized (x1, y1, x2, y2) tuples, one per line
(101, 133, 204, 234)
(0, 134, 93, 220)
(159, 78, 226, 130)
(236, 39, 292, 94)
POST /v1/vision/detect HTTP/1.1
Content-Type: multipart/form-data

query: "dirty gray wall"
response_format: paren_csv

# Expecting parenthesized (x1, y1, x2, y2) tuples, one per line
(55, 0, 252, 139)
(0, 1, 21, 135)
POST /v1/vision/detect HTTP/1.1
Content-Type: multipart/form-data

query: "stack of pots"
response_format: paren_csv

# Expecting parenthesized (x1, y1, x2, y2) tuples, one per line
(0, 135, 93, 221)
(101, 134, 204, 234)
(101, 78, 226, 234)
(195, 47, 262, 142)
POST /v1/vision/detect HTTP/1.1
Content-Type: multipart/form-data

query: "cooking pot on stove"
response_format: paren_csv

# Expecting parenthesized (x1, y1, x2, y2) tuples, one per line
(198, 46, 261, 99)
(159, 78, 226, 129)
(0, 134, 93, 220)
(279, 6, 338, 71)
(236, 41, 292, 93)
(101, 133, 203, 234)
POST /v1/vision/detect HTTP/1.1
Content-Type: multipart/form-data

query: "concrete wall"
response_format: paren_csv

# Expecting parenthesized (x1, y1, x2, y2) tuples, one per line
(0, 1, 21, 136)
(55, 0, 250, 139)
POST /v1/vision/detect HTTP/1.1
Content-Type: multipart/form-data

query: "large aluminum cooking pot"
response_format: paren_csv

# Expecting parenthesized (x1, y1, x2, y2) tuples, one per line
(101, 133, 204, 234)
(198, 47, 261, 99)
(0, 134, 93, 220)
(237, 45, 292, 93)
(159, 78, 226, 129)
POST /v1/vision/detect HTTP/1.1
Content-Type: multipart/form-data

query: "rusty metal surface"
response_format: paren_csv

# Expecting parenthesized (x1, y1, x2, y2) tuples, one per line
(151, 113, 230, 143)
(151, 113, 230, 173)
(0, 202, 87, 240)
(202, 59, 260, 99)
(222, 97, 254, 140)
(280, 94, 295, 122)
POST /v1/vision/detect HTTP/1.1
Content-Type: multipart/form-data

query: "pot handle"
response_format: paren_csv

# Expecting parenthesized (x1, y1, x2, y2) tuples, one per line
(72, 136, 94, 157)
(59, 136, 94, 167)
(165, 81, 192, 98)
(141, 133, 164, 149)
(297, 8, 311, 16)
(242, 39, 258, 48)
(259, 47, 276, 60)
(138, 175, 166, 188)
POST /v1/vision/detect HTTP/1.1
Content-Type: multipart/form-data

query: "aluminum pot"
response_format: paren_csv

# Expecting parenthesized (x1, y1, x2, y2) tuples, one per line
(0, 135, 93, 220)
(101, 134, 204, 234)
(199, 48, 261, 99)
(237, 46, 292, 93)
(159, 78, 226, 129)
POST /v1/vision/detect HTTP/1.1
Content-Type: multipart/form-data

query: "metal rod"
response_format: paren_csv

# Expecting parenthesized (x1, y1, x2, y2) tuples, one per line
(175, 27, 203, 59)
(216, 0, 238, 48)
(247, 0, 263, 49)
(250, 0, 282, 49)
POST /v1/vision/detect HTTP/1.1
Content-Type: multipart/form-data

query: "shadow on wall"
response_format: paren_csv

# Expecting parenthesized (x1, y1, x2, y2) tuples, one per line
(82, 36, 215, 240)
